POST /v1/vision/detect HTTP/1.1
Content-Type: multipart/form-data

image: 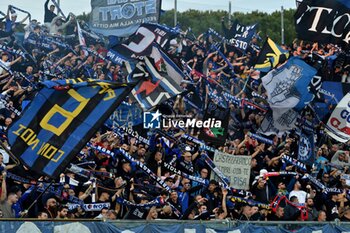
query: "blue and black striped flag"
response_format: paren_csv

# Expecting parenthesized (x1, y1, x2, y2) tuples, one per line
(8, 79, 134, 178)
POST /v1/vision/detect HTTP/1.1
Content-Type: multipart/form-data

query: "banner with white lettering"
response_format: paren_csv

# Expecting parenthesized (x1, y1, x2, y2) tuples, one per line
(68, 202, 111, 211)
(229, 23, 257, 51)
(295, 0, 350, 45)
(211, 151, 251, 190)
(326, 93, 350, 143)
(90, 0, 161, 37)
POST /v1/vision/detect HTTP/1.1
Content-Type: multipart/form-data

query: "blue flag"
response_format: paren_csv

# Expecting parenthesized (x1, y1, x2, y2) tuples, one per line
(314, 81, 350, 120)
(8, 80, 134, 178)
(261, 57, 317, 135)
(90, 0, 161, 37)
(106, 102, 143, 128)
(229, 23, 257, 51)
(298, 129, 315, 166)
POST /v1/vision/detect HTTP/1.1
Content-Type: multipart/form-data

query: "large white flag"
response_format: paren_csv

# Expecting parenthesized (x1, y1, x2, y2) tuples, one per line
(326, 93, 350, 143)
(261, 57, 316, 135)
(77, 21, 86, 47)
(150, 44, 184, 85)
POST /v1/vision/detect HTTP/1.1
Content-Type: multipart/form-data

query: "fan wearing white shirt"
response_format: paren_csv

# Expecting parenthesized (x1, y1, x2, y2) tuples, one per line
(0, 52, 22, 75)
(289, 180, 307, 204)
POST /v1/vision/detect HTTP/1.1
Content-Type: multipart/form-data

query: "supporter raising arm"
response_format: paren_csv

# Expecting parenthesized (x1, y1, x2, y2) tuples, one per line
(0, 53, 22, 75)
(47, 14, 74, 35)
(0, 171, 6, 202)
(213, 188, 228, 219)
(44, 0, 57, 23)
(5, 6, 30, 33)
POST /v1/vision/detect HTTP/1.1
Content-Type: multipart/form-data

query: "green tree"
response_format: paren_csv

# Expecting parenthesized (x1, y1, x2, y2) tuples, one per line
(160, 9, 297, 45)
(76, 12, 90, 22)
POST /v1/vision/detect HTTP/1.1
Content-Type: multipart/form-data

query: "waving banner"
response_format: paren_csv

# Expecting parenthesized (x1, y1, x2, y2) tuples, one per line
(314, 81, 349, 120)
(90, 0, 161, 37)
(326, 93, 350, 142)
(261, 57, 317, 133)
(258, 109, 299, 136)
(198, 99, 230, 146)
(229, 20, 257, 39)
(298, 129, 315, 165)
(229, 22, 257, 51)
(295, 0, 350, 45)
(111, 23, 179, 59)
(262, 57, 317, 112)
(8, 80, 134, 178)
(106, 102, 143, 128)
(254, 37, 290, 73)
(128, 56, 183, 110)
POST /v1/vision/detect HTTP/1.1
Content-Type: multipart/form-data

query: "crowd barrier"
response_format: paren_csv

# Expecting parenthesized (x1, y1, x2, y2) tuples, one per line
(1, 220, 350, 233)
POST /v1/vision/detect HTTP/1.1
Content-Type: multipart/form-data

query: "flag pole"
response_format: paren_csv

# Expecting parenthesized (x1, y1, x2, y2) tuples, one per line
(174, 0, 177, 27)
(281, 6, 285, 45)
(0, 140, 20, 165)
(20, 181, 55, 218)
(228, 1, 232, 28)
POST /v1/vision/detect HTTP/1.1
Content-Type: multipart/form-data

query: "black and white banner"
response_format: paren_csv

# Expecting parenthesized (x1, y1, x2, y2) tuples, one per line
(282, 155, 307, 172)
(90, 0, 161, 37)
(295, 0, 350, 45)
(111, 23, 179, 59)
(326, 93, 350, 142)
(68, 202, 110, 211)
(229, 22, 257, 51)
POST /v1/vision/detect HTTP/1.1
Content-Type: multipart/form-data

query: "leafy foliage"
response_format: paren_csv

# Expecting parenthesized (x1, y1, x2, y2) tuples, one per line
(160, 9, 297, 45)
(77, 8, 297, 45)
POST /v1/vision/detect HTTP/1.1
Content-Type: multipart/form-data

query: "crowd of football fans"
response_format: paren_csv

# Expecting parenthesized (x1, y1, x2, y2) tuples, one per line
(0, 1, 350, 222)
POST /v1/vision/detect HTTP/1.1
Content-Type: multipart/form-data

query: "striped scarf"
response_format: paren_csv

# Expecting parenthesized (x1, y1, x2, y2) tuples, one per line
(117, 149, 172, 193)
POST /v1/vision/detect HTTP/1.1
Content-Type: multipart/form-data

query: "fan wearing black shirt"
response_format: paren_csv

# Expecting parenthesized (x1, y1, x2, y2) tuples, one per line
(44, 0, 57, 23)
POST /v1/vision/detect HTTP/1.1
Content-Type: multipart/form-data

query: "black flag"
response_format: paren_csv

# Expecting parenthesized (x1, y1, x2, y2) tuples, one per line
(295, 0, 350, 45)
